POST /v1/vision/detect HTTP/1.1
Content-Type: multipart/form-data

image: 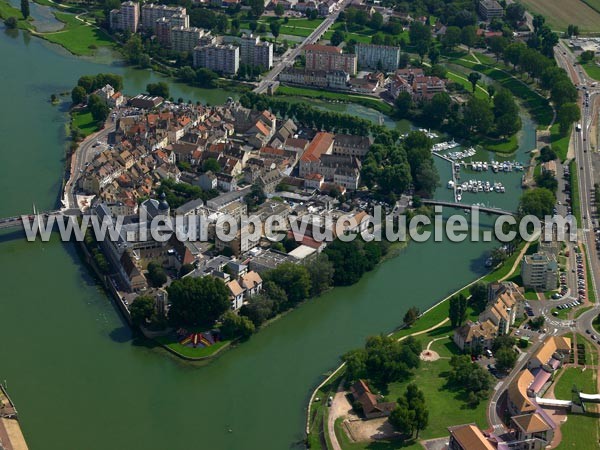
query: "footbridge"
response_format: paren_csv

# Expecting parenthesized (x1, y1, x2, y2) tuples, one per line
(421, 199, 516, 216)
(0, 209, 64, 231)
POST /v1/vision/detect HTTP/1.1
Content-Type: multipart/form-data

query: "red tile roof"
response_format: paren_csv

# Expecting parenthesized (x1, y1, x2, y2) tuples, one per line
(301, 132, 334, 162)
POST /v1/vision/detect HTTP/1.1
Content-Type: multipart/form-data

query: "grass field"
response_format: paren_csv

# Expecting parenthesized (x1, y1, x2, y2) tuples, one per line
(521, 0, 600, 32)
(581, 61, 600, 81)
(384, 331, 488, 440)
(570, 160, 582, 224)
(39, 12, 113, 55)
(583, 244, 597, 303)
(155, 337, 230, 359)
(550, 123, 571, 162)
(0, 0, 33, 30)
(276, 85, 394, 115)
(555, 367, 597, 399)
(446, 53, 553, 127)
(71, 111, 98, 137)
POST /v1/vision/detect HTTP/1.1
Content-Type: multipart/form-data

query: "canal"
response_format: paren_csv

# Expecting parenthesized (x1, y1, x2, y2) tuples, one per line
(0, 24, 533, 449)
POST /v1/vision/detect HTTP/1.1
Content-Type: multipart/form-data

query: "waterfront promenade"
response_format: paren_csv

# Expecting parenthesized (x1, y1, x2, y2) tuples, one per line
(0, 386, 28, 450)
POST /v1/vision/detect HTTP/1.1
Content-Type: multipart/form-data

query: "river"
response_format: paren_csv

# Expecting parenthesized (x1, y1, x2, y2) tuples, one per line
(0, 23, 534, 450)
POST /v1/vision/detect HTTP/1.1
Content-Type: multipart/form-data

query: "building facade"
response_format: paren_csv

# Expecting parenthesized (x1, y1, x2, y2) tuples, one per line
(240, 34, 273, 69)
(109, 1, 140, 33)
(521, 252, 558, 290)
(303, 44, 357, 75)
(356, 43, 401, 72)
(193, 44, 240, 74)
(141, 3, 186, 30)
(478, 0, 503, 19)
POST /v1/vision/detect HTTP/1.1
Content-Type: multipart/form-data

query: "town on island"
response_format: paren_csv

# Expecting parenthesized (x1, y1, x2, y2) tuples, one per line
(1, 0, 600, 448)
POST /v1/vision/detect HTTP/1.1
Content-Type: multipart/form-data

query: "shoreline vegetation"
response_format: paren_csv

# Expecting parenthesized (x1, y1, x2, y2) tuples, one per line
(305, 239, 529, 449)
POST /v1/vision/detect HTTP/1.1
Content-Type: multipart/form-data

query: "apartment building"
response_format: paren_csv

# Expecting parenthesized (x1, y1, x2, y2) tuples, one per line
(109, 1, 140, 33)
(355, 43, 401, 72)
(193, 44, 240, 74)
(170, 26, 204, 53)
(478, 0, 503, 20)
(304, 44, 357, 75)
(521, 252, 558, 290)
(240, 34, 273, 69)
(141, 3, 186, 30)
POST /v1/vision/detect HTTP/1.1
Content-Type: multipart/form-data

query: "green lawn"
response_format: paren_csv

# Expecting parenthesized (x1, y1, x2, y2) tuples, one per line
(0, 0, 33, 30)
(446, 71, 489, 100)
(574, 305, 594, 319)
(570, 160, 582, 224)
(555, 367, 597, 399)
(71, 111, 99, 137)
(445, 53, 553, 127)
(276, 85, 393, 115)
(155, 337, 230, 359)
(554, 412, 600, 450)
(550, 123, 571, 162)
(383, 333, 488, 440)
(583, 244, 597, 303)
(551, 307, 571, 320)
(481, 134, 519, 154)
(39, 12, 113, 56)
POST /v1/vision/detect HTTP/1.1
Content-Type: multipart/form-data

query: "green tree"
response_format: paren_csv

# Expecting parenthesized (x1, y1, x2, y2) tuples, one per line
(535, 170, 558, 193)
(220, 311, 255, 339)
(428, 47, 440, 65)
(129, 295, 155, 327)
(461, 25, 478, 50)
(390, 384, 429, 438)
(146, 261, 167, 287)
(519, 188, 555, 218)
(202, 157, 221, 173)
(87, 94, 109, 123)
(468, 72, 481, 93)
(442, 26, 461, 50)
(539, 146, 557, 162)
(463, 97, 494, 135)
(330, 30, 345, 46)
(167, 276, 230, 327)
(557, 102, 581, 135)
(4, 16, 17, 28)
(123, 34, 144, 65)
(71, 86, 87, 105)
(20, 0, 29, 19)
(469, 282, 488, 313)
(403, 306, 419, 327)
(408, 22, 431, 49)
(269, 21, 281, 41)
(449, 293, 468, 328)
(274, 3, 284, 16)
(495, 345, 517, 372)
(240, 294, 274, 327)
(307, 254, 335, 296)
(146, 82, 169, 98)
(394, 92, 413, 119)
(264, 263, 310, 304)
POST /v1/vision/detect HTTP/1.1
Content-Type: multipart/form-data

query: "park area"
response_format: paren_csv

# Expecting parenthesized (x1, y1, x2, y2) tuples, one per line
(521, 0, 600, 32)
(39, 12, 114, 56)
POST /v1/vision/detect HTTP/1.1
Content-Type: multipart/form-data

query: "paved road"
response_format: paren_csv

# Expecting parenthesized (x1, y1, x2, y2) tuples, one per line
(254, 0, 352, 94)
(63, 123, 115, 210)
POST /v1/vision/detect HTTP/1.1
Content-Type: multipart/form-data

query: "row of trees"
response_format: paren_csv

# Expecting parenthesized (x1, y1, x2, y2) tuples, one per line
(447, 355, 494, 406)
(343, 335, 422, 385)
(389, 384, 429, 439)
(71, 73, 124, 105)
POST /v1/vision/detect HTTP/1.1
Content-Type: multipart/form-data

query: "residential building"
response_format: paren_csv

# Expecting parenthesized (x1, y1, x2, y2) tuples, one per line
(141, 3, 186, 30)
(240, 33, 273, 69)
(241, 271, 263, 297)
(511, 413, 555, 449)
(299, 132, 334, 177)
(169, 13, 189, 28)
(303, 44, 357, 75)
(170, 26, 204, 53)
(447, 424, 495, 450)
(109, 1, 140, 33)
(527, 336, 571, 370)
(388, 68, 446, 99)
(333, 134, 372, 158)
(278, 68, 349, 90)
(478, 0, 503, 20)
(155, 17, 172, 46)
(521, 252, 558, 290)
(193, 44, 240, 74)
(507, 369, 537, 416)
(453, 319, 496, 353)
(227, 279, 245, 310)
(355, 43, 401, 72)
(248, 249, 299, 273)
(350, 380, 396, 419)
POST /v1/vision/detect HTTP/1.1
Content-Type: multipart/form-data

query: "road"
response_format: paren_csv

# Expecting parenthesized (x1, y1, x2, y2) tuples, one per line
(254, 0, 352, 94)
(63, 123, 115, 211)
(487, 41, 600, 432)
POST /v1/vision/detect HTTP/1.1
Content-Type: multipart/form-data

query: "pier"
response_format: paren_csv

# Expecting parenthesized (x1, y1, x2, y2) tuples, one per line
(421, 200, 516, 216)
(0, 385, 29, 450)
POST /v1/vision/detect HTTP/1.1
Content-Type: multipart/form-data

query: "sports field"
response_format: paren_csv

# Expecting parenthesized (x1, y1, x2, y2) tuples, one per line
(521, 0, 600, 31)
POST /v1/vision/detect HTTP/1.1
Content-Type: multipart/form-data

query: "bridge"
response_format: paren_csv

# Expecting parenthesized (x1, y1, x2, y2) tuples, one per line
(421, 200, 516, 216)
(0, 210, 66, 231)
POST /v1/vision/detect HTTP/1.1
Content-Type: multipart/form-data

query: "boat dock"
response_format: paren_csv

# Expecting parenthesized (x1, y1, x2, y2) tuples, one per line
(0, 385, 29, 450)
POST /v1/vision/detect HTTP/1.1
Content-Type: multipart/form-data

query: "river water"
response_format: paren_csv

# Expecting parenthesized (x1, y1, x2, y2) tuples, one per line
(0, 23, 534, 450)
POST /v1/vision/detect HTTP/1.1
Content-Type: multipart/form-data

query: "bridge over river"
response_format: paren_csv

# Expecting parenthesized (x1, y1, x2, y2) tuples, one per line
(421, 199, 516, 217)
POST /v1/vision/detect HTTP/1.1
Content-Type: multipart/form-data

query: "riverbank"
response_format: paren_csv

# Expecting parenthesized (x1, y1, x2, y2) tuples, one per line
(305, 238, 530, 449)
(0, 385, 29, 450)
